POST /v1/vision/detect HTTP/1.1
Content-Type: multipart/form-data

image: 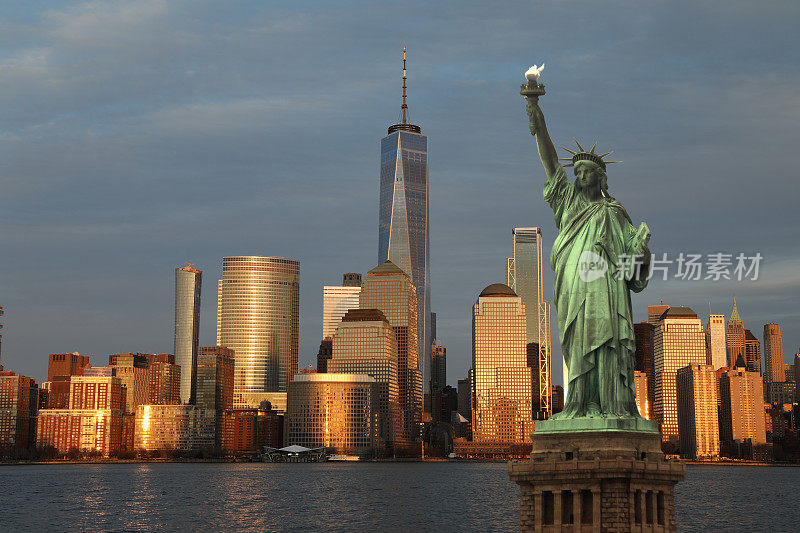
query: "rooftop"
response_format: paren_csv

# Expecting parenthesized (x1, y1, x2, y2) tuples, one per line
(659, 306, 697, 320)
(479, 283, 517, 298)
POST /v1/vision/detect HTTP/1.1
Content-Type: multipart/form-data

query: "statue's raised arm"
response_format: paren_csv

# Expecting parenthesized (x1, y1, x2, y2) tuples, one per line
(526, 99, 559, 180)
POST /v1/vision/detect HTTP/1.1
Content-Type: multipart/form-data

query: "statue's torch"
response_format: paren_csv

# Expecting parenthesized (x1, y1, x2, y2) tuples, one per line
(520, 64, 546, 102)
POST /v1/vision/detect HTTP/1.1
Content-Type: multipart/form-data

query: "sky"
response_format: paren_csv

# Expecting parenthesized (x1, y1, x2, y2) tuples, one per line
(1, 0, 799, 386)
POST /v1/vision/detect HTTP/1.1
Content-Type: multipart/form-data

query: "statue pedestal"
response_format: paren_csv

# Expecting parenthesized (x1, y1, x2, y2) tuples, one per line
(508, 430, 685, 532)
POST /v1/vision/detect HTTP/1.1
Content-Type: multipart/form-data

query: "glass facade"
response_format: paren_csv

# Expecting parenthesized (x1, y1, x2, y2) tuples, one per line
(322, 285, 362, 338)
(359, 261, 422, 441)
(329, 311, 401, 447)
(134, 404, 216, 451)
(195, 346, 235, 412)
(174, 265, 202, 404)
(286, 373, 375, 454)
(676, 364, 719, 459)
(217, 257, 299, 406)
(471, 286, 534, 444)
(379, 130, 430, 396)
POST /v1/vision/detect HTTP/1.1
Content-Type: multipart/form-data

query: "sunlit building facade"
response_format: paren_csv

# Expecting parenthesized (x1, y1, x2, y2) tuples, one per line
(763, 323, 784, 385)
(217, 256, 300, 407)
(633, 370, 650, 420)
(719, 367, 766, 445)
(36, 376, 124, 455)
(195, 346, 234, 412)
(471, 284, 534, 444)
(359, 261, 422, 440)
(329, 308, 401, 447)
(706, 314, 726, 370)
(676, 364, 719, 459)
(109, 353, 150, 413)
(47, 352, 90, 382)
(134, 404, 216, 451)
(322, 275, 362, 339)
(378, 116, 430, 398)
(221, 407, 282, 452)
(146, 354, 181, 405)
(0, 371, 37, 450)
(653, 307, 707, 441)
(744, 330, 762, 375)
(726, 299, 745, 369)
(174, 264, 202, 404)
(285, 373, 376, 454)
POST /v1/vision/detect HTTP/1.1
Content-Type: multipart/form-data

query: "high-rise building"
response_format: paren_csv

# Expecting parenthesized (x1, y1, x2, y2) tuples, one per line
(0, 371, 37, 450)
(457, 375, 471, 421)
(47, 353, 90, 382)
(795, 353, 800, 403)
(763, 324, 784, 385)
(706, 314, 726, 370)
(109, 353, 150, 413)
(471, 284, 533, 444)
(221, 407, 282, 452)
(217, 256, 300, 407)
(36, 376, 124, 455)
(633, 370, 650, 420)
(647, 303, 670, 326)
(726, 299, 746, 369)
(359, 261, 422, 440)
(322, 275, 362, 339)
(676, 364, 719, 459)
(431, 344, 446, 392)
(174, 264, 202, 404)
(146, 354, 181, 405)
(285, 373, 376, 453)
(329, 308, 401, 447)
(196, 346, 235, 414)
(378, 49, 431, 398)
(719, 367, 767, 445)
(0, 306, 4, 364)
(634, 321, 656, 418)
(316, 338, 333, 373)
(652, 307, 707, 441)
(507, 228, 551, 417)
(744, 330, 762, 375)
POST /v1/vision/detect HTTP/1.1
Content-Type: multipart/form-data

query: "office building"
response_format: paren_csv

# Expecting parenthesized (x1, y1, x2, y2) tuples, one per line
(726, 299, 746, 369)
(634, 321, 656, 418)
(329, 308, 401, 447)
(322, 274, 362, 339)
(431, 344, 446, 392)
(316, 338, 333, 373)
(744, 330, 762, 375)
(763, 324, 784, 385)
(457, 375, 471, 421)
(0, 371, 37, 450)
(676, 364, 719, 459)
(285, 373, 376, 454)
(647, 303, 670, 326)
(109, 353, 150, 413)
(652, 307, 707, 441)
(795, 354, 800, 403)
(633, 370, 650, 420)
(719, 367, 767, 445)
(146, 354, 181, 405)
(134, 404, 216, 451)
(217, 256, 300, 407)
(195, 346, 234, 412)
(47, 353, 90, 382)
(359, 261, 422, 440)
(174, 264, 202, 404)
(221, 407, 282, 452)
(706, 314, 726, 370)
(471, 284, 534, 444)
(36, 376, 124, 455)
(378, 49, 431, 398)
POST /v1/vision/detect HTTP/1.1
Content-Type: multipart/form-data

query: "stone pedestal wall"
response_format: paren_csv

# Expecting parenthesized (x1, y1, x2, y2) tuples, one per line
(509, 431, 685, 532)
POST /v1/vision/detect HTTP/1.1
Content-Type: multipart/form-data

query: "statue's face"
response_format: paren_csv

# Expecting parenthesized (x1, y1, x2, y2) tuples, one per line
(574, 161, 601, 190)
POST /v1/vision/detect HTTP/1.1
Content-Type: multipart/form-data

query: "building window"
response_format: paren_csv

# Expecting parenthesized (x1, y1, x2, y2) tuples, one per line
(542, 491, 554, 525)
(657, 491, 665, 525)
(581, 490, 593, 524)
(561, 490, 574, 524)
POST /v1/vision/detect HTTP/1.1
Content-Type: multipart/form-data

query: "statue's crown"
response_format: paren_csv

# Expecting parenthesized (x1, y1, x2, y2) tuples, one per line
(559, 140, 620, 171)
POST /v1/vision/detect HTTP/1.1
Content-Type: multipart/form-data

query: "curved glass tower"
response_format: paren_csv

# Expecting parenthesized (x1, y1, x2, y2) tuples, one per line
(174, 265, 202, 404)
(217, 256, 299, 407)
(378, 48, 430, 395)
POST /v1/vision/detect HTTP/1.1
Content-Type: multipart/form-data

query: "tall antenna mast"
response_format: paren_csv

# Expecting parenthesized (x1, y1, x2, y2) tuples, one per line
(401, 46, 408, 124)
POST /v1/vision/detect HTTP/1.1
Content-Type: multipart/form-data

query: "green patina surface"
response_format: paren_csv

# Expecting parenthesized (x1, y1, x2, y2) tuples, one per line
(523, 86, 658, 434)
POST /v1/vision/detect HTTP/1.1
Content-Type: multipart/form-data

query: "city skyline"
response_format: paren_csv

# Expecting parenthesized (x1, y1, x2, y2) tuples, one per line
(1, 2, 799, 388)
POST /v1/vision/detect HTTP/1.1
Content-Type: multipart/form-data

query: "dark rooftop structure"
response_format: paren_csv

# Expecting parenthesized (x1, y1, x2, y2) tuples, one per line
(479, 283, 518, 298)
(659, 306, 697, 320)
(341, 308, 389, 323)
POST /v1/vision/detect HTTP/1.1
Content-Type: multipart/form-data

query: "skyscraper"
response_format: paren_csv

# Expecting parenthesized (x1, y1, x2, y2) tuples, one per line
(359, 261, 422, 441)
(322, 274, 362, 339)
(174, 264, 202, 404)
(744, 330, 762, 375)
(506, 227, 551, 417)
(726, 298, 746, 369)
(706, 314, 726, 370)
(647, 303, 670, 326)
(763, 323, 784, 385)
(217, 256, 300, 407)
(634, 321, 656, 419)
(653, 307, 707, 441)
(719, 366, 767, 445)
(378, 48, 431, 397)
(431, 344, 446, 392)
(676, 364, 719, 459)
(471, 284, 533, 444)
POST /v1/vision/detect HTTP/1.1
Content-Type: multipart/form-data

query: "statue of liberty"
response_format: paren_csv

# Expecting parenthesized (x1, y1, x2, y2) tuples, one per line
(524, 90, 656, 430)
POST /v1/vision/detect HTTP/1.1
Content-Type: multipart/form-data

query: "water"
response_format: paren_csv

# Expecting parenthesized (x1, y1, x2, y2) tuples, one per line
(0, 462, 797, 531)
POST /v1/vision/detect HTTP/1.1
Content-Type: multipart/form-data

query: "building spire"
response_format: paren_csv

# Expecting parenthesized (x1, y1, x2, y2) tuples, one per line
(730, 297, 742, 324)
(401, 46, 408, 124)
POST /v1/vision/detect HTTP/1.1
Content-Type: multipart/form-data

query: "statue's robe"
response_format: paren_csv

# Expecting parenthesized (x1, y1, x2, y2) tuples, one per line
(544, 165, 650, 418)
